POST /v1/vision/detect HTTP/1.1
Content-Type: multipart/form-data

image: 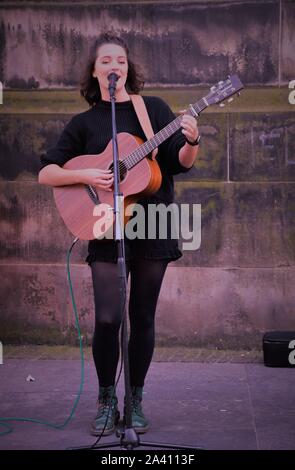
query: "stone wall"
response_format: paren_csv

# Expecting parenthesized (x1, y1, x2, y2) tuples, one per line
(0, 0, 295, 348)
(1, 0, 294, 88)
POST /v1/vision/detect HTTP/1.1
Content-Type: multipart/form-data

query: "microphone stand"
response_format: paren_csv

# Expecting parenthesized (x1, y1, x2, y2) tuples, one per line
(72, 75, 202, 452)
(107, 74, 140, 449)
(89, 74, 140, 450)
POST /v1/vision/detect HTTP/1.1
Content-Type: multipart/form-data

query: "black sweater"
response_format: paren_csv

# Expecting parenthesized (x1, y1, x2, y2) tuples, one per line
(40, 95, 191, 204)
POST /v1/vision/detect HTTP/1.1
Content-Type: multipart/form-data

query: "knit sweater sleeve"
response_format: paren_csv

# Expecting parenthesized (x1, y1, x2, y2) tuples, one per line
(144, 96, 193, 176)
(40, 114, 86, 170)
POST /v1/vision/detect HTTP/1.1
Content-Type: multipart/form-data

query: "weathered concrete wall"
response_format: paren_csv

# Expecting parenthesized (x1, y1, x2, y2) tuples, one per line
(1, 115, 295, 268)
(0, 0, 293, 87)
(0, 0, 295, 347)
(1, 104, 295, 347)
(1, 264, 295, 348)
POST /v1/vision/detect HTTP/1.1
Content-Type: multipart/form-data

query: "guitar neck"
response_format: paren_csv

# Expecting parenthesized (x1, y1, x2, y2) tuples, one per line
(124, 97, 208, 169)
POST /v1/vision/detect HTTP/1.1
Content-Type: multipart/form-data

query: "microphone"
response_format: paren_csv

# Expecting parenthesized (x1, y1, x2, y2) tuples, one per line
(108, 73, 119, 96)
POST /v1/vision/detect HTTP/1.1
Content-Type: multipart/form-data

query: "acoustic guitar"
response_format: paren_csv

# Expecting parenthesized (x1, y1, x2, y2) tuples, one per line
(53, 75, 243, 240)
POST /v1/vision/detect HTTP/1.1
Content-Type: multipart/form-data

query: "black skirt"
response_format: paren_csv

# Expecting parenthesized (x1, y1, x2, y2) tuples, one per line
(85, 196, 182, 265)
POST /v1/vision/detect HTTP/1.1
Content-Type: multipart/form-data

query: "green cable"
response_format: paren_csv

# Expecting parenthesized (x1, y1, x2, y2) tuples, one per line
(0, 237, 84, 437)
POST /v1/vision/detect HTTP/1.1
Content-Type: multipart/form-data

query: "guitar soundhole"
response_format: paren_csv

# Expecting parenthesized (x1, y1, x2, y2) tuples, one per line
(108, 161, 127, 182)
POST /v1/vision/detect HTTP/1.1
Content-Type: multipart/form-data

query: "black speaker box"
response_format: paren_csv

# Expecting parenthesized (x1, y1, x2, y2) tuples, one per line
(263, 331, 295, 367)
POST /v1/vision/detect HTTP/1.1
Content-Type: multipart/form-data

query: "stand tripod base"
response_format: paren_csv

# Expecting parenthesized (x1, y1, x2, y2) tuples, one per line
(70, 421, 203, 451)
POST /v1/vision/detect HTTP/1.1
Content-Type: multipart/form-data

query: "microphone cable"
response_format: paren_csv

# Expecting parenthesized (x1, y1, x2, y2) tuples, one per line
(0, 237, 85, 436)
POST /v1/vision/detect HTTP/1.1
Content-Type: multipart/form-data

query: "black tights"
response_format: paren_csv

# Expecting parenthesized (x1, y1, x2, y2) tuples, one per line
(91, 258, 168, 388)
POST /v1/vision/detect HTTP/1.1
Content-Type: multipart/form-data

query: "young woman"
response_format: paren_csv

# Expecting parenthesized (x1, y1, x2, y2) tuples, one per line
(39, 33, 199, 436)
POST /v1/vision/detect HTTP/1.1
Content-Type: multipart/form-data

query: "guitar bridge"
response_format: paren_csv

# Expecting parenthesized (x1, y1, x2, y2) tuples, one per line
(85, 184, 100, 205)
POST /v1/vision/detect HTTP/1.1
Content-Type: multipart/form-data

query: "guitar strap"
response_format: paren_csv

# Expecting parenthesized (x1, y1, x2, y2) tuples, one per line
(129, 94, 158, 161)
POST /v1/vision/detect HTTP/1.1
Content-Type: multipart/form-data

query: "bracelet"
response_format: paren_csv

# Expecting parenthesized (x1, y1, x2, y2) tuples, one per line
(185, 135, 201, 146)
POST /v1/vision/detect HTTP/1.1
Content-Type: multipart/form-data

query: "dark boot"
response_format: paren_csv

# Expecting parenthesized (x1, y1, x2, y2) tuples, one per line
(91, 385, 120, 436)
(124, 386, 149, 434)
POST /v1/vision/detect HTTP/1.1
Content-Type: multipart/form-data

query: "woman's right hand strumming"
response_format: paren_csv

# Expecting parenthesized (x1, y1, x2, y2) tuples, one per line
(79, 168, 114, 191)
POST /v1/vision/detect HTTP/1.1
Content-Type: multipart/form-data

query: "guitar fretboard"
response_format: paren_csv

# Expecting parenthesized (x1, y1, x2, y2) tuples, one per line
(124, 97, 208, 169)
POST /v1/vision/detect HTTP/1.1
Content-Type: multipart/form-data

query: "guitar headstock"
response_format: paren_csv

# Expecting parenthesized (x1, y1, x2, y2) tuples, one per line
(188, 75, 244, 116)
(205, 74, 244, 107)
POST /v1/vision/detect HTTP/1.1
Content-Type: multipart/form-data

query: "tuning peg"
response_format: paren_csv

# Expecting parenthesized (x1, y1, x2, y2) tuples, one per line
(237, 92, 241, 97)
(210, 85, 216, 92)
(219, 103, 225, 107)
(227, 97, 234, 103)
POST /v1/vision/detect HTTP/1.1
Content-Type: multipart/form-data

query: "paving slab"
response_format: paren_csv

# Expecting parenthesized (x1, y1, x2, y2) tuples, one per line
(0, 358, 294, 450)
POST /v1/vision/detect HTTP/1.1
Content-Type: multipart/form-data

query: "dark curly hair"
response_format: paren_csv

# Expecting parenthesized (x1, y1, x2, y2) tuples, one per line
(80, 33, 145, 106)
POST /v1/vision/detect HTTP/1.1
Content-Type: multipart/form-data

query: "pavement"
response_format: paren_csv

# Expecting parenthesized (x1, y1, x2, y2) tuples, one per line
(0, 347, 294, 451)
